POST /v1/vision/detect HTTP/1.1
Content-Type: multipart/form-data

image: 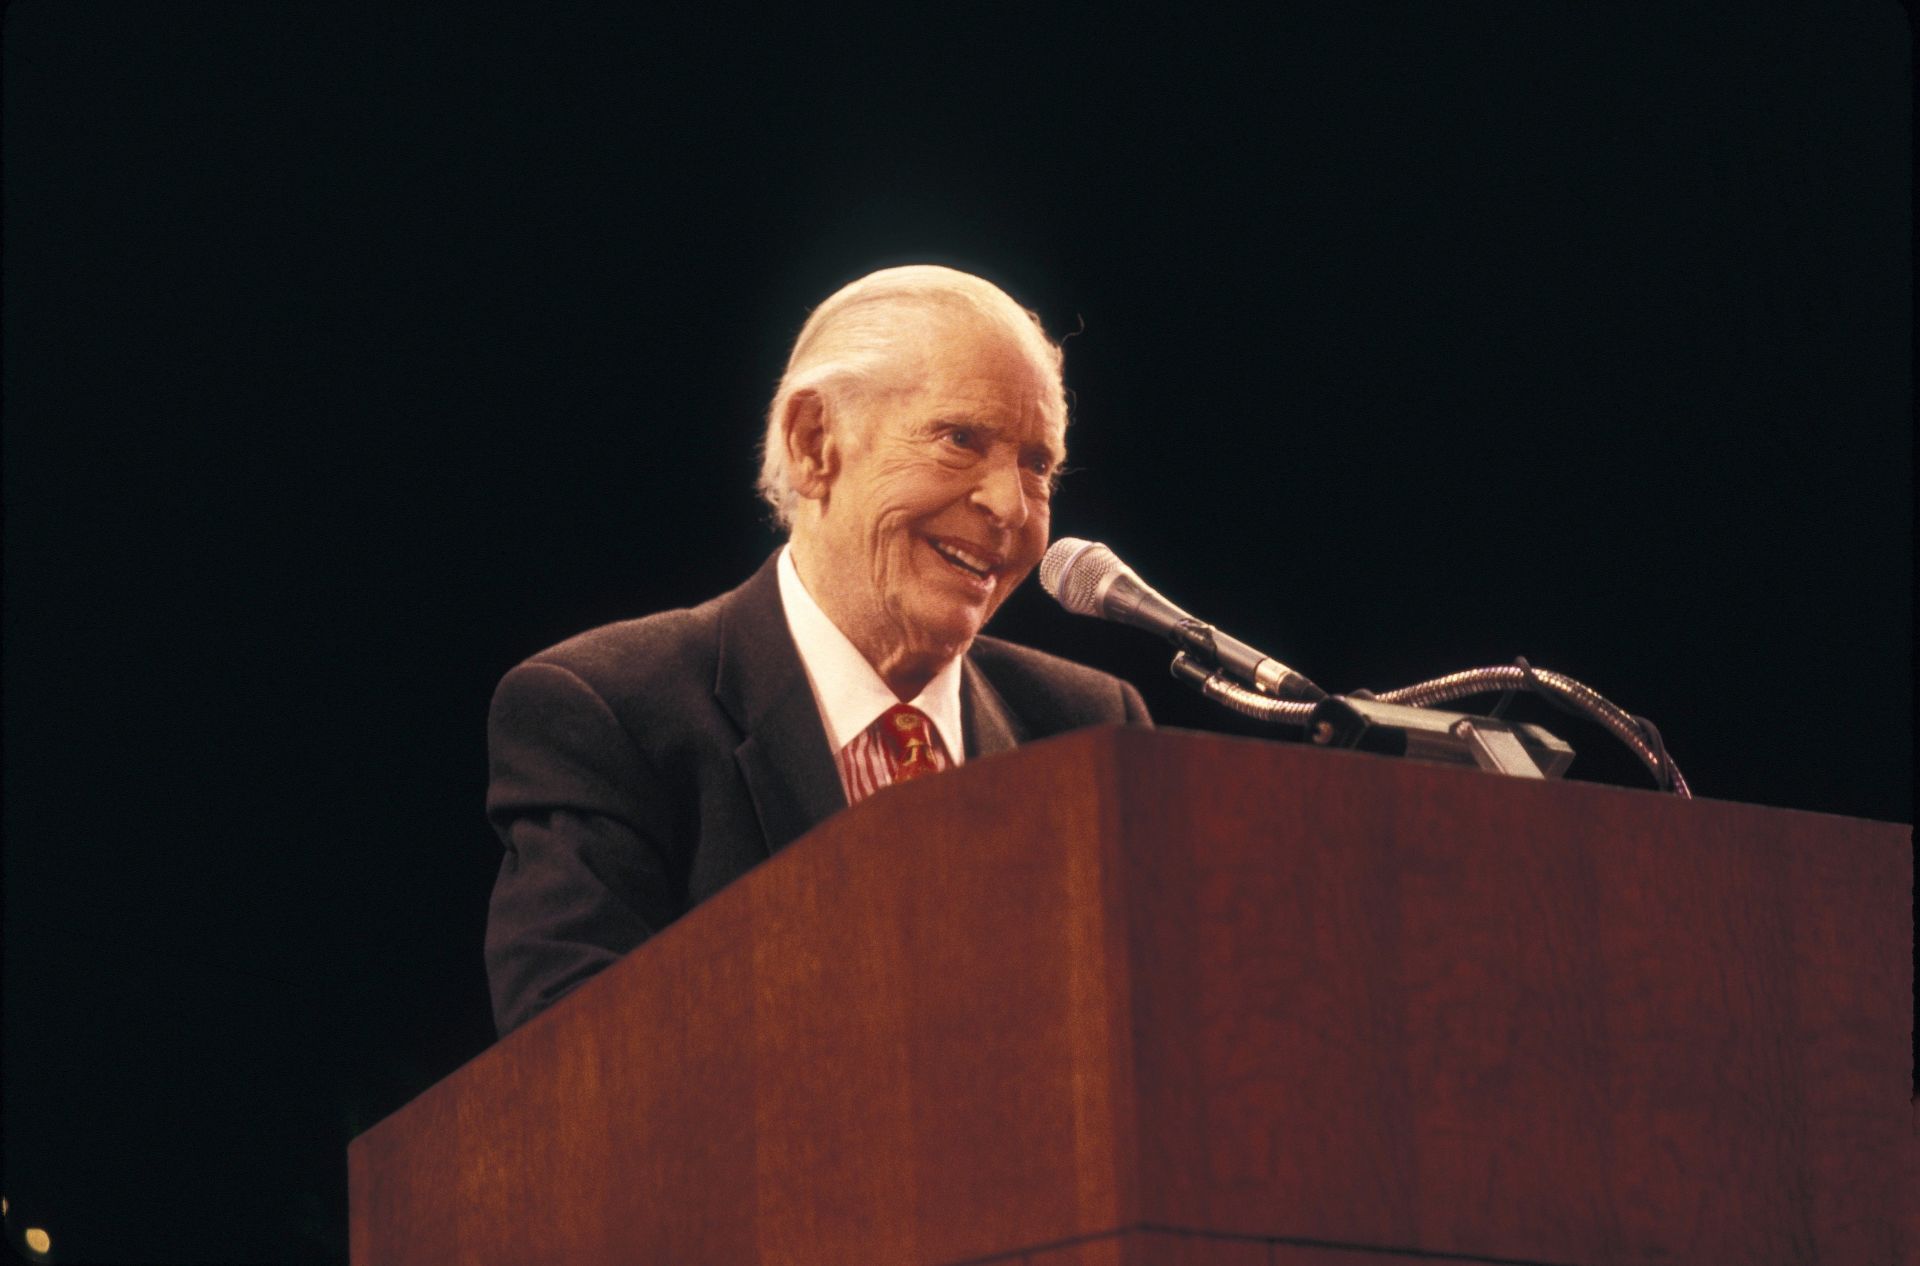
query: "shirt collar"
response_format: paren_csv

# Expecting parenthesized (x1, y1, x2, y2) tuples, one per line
(776, 545, 967, 763)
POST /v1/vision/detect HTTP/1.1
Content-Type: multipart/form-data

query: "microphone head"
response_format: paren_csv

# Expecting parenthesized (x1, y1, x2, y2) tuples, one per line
(1040, 537, 1123, 617)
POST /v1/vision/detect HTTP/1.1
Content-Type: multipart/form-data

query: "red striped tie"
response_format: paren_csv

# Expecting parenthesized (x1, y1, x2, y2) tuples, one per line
(837, 703, 950, 804)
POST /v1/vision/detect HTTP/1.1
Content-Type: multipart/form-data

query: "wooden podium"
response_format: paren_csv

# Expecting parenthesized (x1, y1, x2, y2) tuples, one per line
(350, 728, 1913, 1265)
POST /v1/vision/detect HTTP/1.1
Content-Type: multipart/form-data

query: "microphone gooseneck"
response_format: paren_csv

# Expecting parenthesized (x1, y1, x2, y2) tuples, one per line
(1037, 537, 1688, 795)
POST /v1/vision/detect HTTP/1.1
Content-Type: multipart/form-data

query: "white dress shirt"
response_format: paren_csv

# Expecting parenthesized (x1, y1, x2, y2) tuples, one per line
(776, 545, 967, 780)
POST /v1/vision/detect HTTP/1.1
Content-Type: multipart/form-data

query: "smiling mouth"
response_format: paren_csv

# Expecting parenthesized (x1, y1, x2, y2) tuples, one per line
(926, 536, 1001, 582)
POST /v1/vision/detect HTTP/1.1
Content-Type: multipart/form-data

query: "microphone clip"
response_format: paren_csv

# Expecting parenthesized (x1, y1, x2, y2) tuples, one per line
(1170, 617, 1224, 664)
(1169, 618, 1324, 702)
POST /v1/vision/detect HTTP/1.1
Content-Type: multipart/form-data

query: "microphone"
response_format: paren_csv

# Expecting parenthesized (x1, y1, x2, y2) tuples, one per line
(1039, 538, 1323, 701)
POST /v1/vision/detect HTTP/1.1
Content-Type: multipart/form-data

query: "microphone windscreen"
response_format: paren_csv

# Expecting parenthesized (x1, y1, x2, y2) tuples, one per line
(1040, 538, 1120, 616)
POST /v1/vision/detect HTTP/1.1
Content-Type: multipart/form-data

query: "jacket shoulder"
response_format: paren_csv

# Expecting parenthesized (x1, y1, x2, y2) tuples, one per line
(505, 556, 782, 706)
(517, 597, 722, 701)
(970, 635, 1149, 729)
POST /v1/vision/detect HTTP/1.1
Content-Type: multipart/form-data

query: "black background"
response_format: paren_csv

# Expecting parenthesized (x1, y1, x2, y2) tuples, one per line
(3, 4, 1910, 1262)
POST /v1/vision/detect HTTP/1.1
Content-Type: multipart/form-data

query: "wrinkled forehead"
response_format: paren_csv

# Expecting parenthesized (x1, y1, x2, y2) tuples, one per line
(899, 308, 1067, 437)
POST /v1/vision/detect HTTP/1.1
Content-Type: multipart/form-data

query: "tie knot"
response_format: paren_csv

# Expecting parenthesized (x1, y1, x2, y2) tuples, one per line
(836, 703, 950, 803)
(880, 703, 944, 781)
(880, 703, 932, 756)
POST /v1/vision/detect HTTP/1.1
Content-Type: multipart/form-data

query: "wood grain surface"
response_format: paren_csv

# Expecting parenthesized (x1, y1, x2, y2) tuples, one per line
(350, 727, 1912, 1265)
(1016, 1231, 1528, 1265)
(1110, 733, 1912, 1264)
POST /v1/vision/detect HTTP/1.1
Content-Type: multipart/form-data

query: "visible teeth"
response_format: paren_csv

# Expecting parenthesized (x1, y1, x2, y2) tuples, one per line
(931, 540, 993, 575)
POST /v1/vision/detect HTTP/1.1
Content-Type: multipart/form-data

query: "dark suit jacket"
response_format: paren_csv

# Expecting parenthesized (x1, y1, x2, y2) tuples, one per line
(484, 551, 1151, 1035)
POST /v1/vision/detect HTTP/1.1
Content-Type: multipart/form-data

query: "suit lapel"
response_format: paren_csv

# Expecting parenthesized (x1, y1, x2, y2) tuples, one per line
(961, 655, 1026, 759)
(714, 552, 1037, 848)
(713, 553, 847, 857)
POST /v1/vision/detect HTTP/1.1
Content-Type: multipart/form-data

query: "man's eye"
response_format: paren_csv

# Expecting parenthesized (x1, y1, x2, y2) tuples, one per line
(1024, 452, 1062, 485)
(946, 429, 975, 448)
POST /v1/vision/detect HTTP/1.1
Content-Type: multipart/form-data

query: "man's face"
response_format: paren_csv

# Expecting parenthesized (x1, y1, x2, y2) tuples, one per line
(806, 314, 1063, 685)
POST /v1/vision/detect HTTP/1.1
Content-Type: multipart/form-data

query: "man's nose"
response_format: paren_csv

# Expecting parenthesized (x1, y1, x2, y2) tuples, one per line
(970, 453, 1030, 528)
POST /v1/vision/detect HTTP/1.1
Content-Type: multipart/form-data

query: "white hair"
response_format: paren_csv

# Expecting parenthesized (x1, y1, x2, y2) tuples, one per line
(757, 265, 1067, 529)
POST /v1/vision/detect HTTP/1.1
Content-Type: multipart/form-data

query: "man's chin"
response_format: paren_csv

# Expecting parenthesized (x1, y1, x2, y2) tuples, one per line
(901, 603, 988, 661)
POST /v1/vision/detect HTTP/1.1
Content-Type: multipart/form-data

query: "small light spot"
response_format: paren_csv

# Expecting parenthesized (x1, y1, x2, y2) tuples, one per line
(25, 1226, 51, 1253)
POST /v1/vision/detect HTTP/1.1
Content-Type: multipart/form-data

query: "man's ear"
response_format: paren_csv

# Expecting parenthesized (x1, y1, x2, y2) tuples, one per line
(782, 389, 839, 502)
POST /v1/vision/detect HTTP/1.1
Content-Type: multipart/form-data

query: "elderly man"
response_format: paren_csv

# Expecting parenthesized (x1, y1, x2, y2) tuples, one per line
(483, 266, 1151, 1036)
